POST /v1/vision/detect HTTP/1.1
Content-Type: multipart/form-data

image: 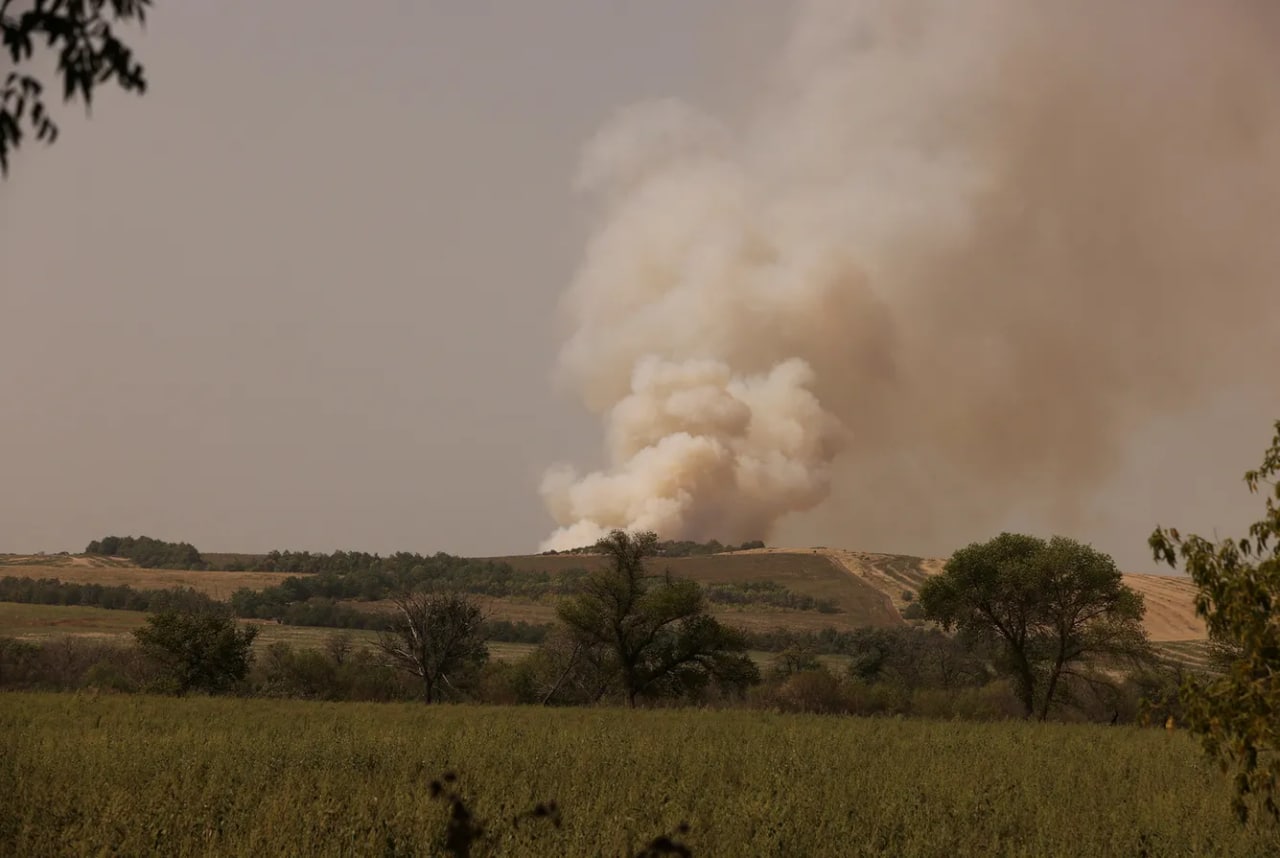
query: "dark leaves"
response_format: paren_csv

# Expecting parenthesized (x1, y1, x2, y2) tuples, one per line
(0, 0, 151, 177)
(1150, 418, 1280, 825)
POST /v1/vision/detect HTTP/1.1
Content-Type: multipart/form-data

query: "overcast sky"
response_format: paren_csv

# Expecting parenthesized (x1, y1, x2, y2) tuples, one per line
(1, 1, 1275, 570)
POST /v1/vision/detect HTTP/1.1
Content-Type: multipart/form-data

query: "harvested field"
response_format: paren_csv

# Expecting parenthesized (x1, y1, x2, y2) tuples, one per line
(1121, 574, 1207, 642)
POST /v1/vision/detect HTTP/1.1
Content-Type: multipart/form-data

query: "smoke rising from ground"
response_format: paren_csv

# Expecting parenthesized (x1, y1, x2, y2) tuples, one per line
(539, 0, 1280, 553)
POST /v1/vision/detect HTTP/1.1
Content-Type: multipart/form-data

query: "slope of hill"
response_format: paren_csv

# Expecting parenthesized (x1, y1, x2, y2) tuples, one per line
(2, 547, 1205, 643)
(497, 547, 1205, 642)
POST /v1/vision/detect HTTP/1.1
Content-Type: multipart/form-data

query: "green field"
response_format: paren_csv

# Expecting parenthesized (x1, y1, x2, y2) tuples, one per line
(1, 693, 1274, 857)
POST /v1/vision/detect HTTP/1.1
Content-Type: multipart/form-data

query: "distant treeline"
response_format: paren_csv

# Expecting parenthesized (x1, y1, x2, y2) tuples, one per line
(82, 535, 768, 570)
(84, 536, 204, 570)
(228, 556, 592, 614)
(0, 576, 220, 613)
(0, 576, 551, 645)
(0, 574, 994, 665)
(540, 538, 766, 557)
(705, 581, 839, 613)
(76, 536, 836, 615)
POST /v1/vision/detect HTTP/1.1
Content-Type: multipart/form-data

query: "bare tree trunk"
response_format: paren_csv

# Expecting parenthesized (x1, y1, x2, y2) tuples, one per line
(1011, 652, 1036, 718)
(1039, 659, 1066, 721)
(541, 642, 582, 706)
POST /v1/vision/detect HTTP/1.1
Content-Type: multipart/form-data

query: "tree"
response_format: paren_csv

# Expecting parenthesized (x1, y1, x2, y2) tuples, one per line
(556, 529, 760, 708)
(133, 605, 258, 695)
(1, 0, 150, 176)
(1150, 419, 1280, 824)
(844, 626, 992, 692)
(919, 532, 1150, 720)
(376, 590, 488, 703)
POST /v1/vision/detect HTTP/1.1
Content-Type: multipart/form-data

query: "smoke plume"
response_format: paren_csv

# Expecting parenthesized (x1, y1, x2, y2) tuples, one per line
(539, 0, 1280, 553)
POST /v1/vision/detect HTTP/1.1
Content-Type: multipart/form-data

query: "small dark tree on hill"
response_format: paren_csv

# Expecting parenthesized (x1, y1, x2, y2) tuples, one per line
(133, 606, 258, 695)
(376, 590, 488, 703)
(1, 0, 152, 176)
(920, 533, 1150, 720)
(557, 530, 760, 708)
(1150, 419, 1280, 824)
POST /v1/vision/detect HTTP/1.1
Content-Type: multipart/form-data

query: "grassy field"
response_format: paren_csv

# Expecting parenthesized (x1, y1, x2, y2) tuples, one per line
(1, 693, 1275, 857)
(0, 558, 301, 600)
(495, 549, 904, 632)
(0, 602, 794, 670)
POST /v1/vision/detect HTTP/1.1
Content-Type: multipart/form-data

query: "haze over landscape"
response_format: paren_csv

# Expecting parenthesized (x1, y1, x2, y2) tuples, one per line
(3, 0, 1278, 571)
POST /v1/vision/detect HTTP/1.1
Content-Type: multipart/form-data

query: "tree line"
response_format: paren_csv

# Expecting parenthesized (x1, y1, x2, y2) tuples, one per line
(84, 535, 203, 569)
(539, 538, 766, 557)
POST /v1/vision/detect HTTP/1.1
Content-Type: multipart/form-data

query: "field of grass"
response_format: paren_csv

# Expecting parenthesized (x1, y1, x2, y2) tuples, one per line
(0, 602, 361, 647)
(1, 693, 1274, 856)
(0, 602, 778, 671)
(0, 558, 302, 600)
(497, 550, 903, 631)
(350, 592, 892, 635)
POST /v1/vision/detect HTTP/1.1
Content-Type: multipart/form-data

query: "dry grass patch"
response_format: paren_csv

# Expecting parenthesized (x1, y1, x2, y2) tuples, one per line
(0, 561, 304, 599)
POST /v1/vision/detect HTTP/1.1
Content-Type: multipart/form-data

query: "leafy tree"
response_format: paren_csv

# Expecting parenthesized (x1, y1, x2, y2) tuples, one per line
(1150, 419, 1280, 824)
(376, 590, 488, 703)
(1, 0, 151, 176)
(770, 644, 821, 679)
(132, 606, 258, 695)
(556, 530, 760, 708)
(85, 534, 205, 569)
(844, 626, 992, 692)
(919, 533, 1150, 719)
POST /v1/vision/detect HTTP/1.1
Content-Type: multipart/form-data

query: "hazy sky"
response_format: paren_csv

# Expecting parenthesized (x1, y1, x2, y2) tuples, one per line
(2, 1, 1276, 570)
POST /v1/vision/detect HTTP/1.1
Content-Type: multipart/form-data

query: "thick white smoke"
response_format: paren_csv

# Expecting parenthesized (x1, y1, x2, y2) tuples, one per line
(539, 0, 1280, 552)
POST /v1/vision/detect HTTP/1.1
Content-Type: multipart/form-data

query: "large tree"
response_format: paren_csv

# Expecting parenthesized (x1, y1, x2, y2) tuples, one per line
(919, 532, 1150, 720)
(556, 529, 759, 708)
(1150, 419, 1280, 824)
(1, 0, 151, 176)
(376, 590, 488, 703)
(133, 605, 258, 695)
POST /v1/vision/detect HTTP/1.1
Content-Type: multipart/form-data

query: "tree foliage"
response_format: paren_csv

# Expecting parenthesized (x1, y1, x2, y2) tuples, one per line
(376, 590, 488, 703)
(1, 0, 150, 176)
(920, 533, 1150, 719)
(556, 530, 760, 708)
(1150, 419, 1280, 824)
(132, 605, 258, 695)
(85, 534, 204, 569)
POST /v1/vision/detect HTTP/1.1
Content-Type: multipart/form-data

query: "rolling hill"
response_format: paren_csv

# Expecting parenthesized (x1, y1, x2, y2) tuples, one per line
(1, 546, 1206, 644)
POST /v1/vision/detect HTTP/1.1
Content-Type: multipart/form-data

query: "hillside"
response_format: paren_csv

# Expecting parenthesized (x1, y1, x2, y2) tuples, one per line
(1, 546, 1206, 643)
(495, 547, 1205, 643)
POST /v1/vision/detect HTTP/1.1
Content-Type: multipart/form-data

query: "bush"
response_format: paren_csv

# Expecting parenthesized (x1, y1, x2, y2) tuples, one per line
(134, 608, 259, 695)
(754, 668, 852, 715)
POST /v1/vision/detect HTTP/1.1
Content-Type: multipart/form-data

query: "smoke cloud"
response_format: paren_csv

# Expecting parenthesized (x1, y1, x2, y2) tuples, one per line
(539, 0, 1280, 553)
